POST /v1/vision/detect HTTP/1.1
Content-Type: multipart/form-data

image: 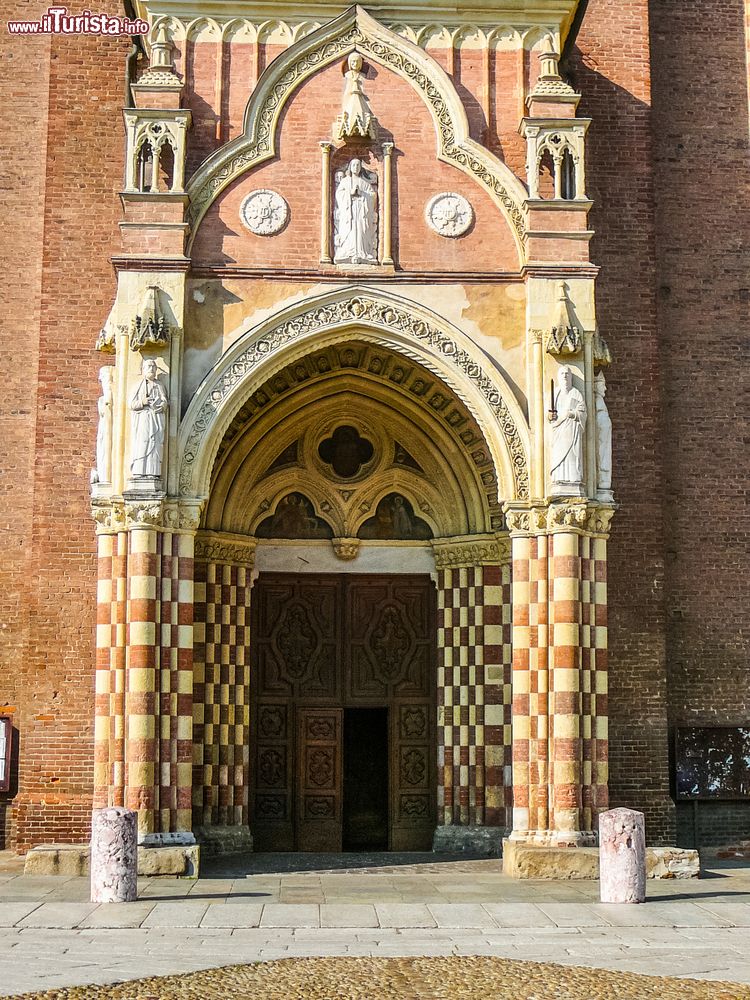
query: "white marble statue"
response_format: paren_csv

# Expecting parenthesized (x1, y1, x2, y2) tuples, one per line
(594, 371, 613, 499)
(339, 52, 375, 138)
(334, 158, 378, 265)
(549, 365, 587, 496)
(129, 358, 168, 480)
(93, 366, 114, 485)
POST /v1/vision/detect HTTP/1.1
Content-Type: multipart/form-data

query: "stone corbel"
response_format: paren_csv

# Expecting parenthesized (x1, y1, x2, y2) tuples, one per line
(332, 537, 360, 561)
(162, 500, 203, 533)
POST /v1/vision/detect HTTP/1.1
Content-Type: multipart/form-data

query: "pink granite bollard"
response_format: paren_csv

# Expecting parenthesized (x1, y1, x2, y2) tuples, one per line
(599, 807, 646, 903)
(90, 807, 137, 903)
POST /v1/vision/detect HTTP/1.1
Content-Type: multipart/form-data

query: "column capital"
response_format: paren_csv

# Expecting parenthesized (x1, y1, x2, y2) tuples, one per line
(504, 500, 616, 537)
(91, 498, 204, 533)
(194, 530, 257, 568)
(431, 533, 511, 570)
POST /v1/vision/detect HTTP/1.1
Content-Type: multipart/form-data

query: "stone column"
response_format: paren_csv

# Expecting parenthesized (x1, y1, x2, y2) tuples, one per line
(599, 807, 646, 903)
(381, 142, 394, 265)
(90, 806, 137, 903)
(125, 514, 161, 839)
(319, 141, 333, 263)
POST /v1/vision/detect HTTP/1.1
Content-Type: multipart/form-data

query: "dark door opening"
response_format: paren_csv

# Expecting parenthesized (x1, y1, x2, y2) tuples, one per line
(343, 708, 389, 851)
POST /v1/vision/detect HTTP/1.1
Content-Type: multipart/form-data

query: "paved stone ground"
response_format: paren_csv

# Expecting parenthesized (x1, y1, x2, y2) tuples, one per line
(2, 852, 750, 997)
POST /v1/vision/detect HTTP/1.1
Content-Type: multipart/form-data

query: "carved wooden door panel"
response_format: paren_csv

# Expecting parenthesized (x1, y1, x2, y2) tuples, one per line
(346, 577, 436, 850)
(296, 708, 343, 851)
(251, 575, 342, 850)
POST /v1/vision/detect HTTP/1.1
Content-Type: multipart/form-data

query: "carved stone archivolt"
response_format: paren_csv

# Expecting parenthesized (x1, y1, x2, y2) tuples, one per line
(180, 289, 529, 505)
(184, 8, 527, 254)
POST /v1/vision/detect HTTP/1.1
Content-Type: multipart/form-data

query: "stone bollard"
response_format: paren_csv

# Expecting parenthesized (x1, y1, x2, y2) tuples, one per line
(90, 807, 138, 903)
(599, 807, 646, 903)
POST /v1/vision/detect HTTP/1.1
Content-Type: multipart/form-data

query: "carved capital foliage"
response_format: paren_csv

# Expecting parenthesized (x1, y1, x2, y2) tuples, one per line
(504, 501, 616, 537)
(125, 500, 164, 528)
(332, 537, 361, 561)
(179, 292, 529, 502)
(162, 501, 203, 532)
(194, 531, 257, 567)
(91, 501, 126, 534)
(432, 534, 511, 569)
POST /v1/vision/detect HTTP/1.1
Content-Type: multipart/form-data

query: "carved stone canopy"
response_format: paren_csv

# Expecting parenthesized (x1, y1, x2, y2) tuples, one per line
(545, 282, 583, 356)
(130, 285, 173, 351)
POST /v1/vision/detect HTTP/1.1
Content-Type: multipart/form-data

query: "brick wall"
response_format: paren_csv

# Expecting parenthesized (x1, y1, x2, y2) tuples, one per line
(650, 2, 750, 736)
(0, 1, 130, 851)
(569, 0, 675, 842)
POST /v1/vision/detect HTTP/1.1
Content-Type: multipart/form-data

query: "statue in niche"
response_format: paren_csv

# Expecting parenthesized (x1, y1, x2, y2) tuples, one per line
(594, 371, 613, 499)
(359, 494, 432, 540)
(257, 493, 333, 540)
(334, 159, 378, 265)
(129, 357, 168, 480)
(548, 365, 587, 496)
(335, 52, 377, 140)
(91, 366, 114, 485)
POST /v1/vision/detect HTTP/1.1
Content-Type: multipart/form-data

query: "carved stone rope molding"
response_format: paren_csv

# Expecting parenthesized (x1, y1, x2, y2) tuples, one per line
(178, 293, 530, 501)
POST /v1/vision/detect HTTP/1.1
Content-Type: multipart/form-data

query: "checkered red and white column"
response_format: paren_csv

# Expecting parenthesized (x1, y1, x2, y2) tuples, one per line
(434, 538, 513, 831)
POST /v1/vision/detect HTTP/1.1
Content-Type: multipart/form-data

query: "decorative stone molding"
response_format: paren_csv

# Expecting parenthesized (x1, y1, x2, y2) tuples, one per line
(178, 287, 530, 503)
(184, 7, 528, 256)
(425, 193, 474, 238)
(505, 502, 615, 537)
(432, 534, 511, 569)
(194, 531, 257, 567)
(129, 285, 174, 351)
(332, 537, 361, 561)
(239, 189, 289, 236)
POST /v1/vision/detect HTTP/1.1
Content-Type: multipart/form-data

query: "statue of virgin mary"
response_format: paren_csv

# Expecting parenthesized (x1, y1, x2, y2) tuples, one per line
(333, 158, 378, 265)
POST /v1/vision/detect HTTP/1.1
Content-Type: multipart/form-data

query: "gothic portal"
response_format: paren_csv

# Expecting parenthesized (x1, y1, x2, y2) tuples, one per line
(83, 2, 617, 856)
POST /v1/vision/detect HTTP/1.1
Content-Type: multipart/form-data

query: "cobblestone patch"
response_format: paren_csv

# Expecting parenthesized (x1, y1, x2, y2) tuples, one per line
(9, 956, 750, 1000)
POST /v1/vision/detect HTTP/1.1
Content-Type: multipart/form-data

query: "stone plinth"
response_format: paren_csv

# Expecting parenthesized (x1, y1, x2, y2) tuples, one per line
(25, 843, 200, 878)
(90, 807, 137, 903)
(433, 826, 504, 857)
(501, 839, 699, 880)
(599, 808, 646, 903)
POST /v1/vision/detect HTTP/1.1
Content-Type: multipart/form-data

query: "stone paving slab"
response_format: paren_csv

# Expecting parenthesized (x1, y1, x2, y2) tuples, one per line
(141, 902, 209, 928)
(199, 904, 264, 928)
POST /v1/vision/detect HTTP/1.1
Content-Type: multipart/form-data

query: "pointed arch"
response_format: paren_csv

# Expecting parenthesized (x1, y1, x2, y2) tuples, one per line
(178, 286, 530, 503)
(184, 5, 529, 260)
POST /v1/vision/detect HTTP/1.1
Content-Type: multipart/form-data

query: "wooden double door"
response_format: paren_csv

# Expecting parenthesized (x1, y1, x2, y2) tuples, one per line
(251, 573, 436, 852)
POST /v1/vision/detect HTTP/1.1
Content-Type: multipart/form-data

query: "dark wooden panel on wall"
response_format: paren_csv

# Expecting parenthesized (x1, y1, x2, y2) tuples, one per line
(251, 573, 436, 851)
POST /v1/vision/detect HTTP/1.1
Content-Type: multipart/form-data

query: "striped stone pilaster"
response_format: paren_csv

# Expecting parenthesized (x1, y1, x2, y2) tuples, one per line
(433, 535, 512, 831)
(158, 530, 195, 834)
(192, 533, 256, 832)
(126, 523, 160, 838)
(506, 501, 614, 846)
(508, 528, 531, 839)
(549, 528, 583, 845)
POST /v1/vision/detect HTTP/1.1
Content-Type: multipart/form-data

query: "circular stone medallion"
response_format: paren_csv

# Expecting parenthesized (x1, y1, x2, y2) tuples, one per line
(425, 192, 474, 238)
(240, 189, 289, 236)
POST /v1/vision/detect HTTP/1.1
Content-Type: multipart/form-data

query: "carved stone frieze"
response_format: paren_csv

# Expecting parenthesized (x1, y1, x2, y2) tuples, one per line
(506, 501, 615, 537)
(432, 534, 511, 569)
(194, 531, 257, 567)
(179, 293, 529, 501)
(91, 501, 126, 534)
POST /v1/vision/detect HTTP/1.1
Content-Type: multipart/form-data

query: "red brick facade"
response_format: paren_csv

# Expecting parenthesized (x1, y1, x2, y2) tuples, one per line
(0, 0, 747, 851)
